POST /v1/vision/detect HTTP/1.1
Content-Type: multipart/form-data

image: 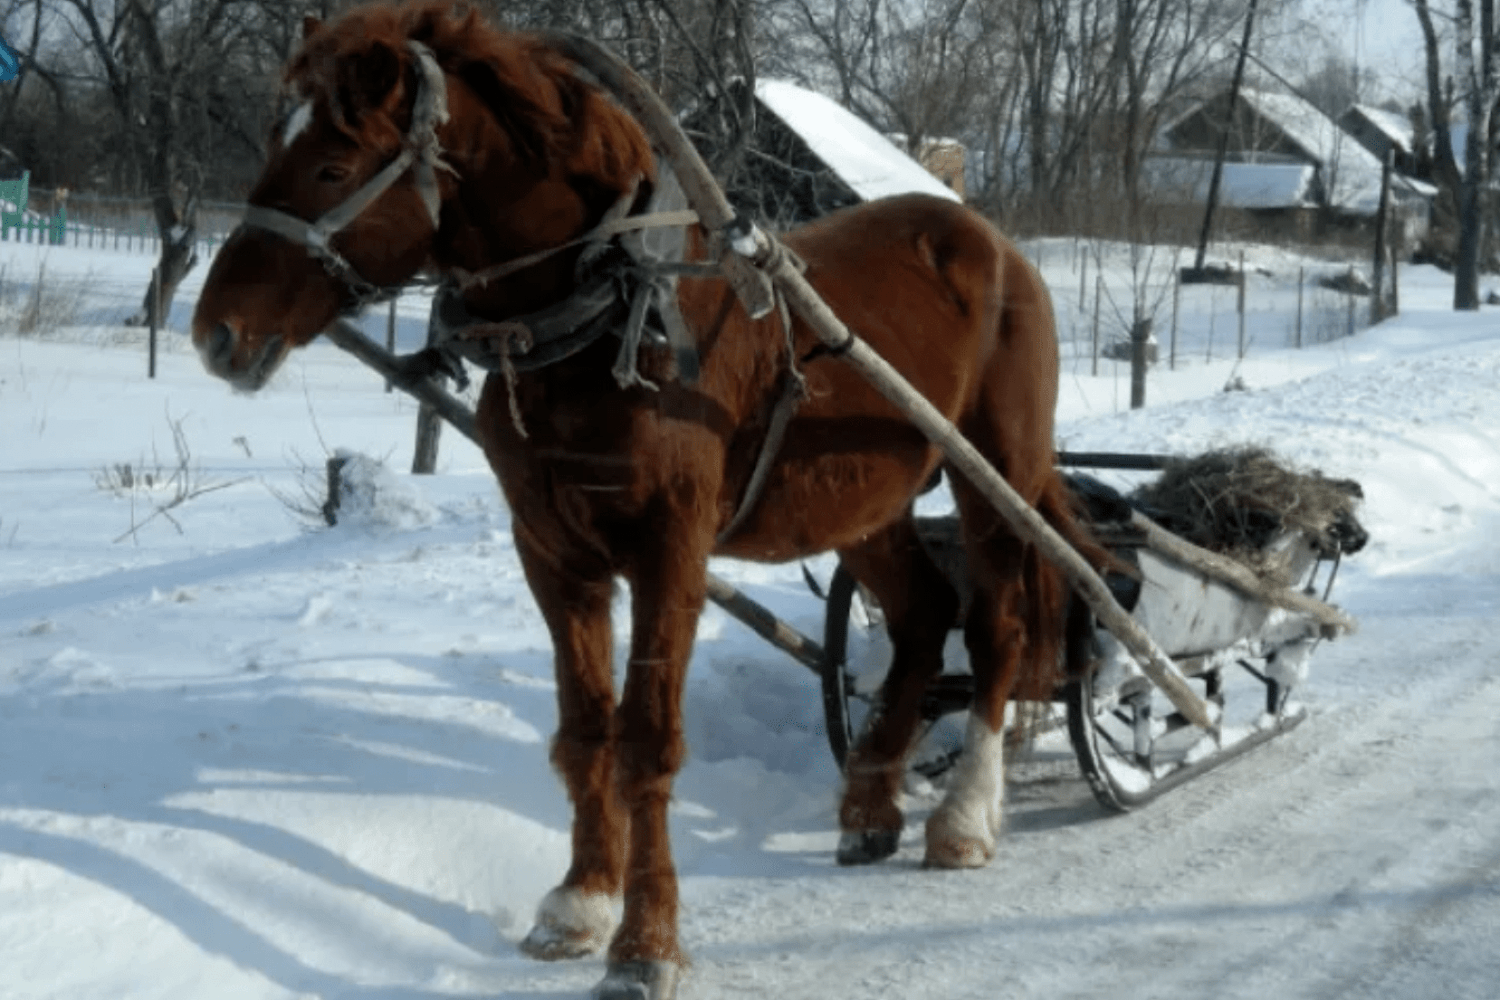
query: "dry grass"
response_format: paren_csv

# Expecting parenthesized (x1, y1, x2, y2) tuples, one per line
(1132, 446, 1367, 581)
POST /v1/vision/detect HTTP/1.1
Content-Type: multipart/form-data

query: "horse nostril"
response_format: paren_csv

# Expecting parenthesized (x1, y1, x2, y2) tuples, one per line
(208, 323, 236, 367)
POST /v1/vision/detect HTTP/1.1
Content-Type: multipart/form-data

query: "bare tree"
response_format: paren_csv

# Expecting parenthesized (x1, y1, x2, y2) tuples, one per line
(57, 0, 278, 327)
(1414, 0, 1497, 309)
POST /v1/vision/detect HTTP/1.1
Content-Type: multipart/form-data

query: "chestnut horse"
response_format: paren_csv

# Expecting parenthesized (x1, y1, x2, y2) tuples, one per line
(192, 3, 1101, 997)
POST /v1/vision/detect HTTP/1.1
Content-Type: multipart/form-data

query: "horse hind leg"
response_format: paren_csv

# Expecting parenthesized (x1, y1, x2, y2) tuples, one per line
(514, 537, 624, 961)
(835, 516, 960, 865)
(923, 504, 1023, 869)
(925, 481, 1068, 869)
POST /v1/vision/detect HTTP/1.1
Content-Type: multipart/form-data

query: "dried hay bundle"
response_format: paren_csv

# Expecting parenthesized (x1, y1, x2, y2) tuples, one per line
(1132, 447, 1367, 582)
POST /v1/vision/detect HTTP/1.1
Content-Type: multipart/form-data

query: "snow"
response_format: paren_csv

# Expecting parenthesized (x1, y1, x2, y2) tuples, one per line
(4, 232, 1500, 999)
(754, 79, 962, 204)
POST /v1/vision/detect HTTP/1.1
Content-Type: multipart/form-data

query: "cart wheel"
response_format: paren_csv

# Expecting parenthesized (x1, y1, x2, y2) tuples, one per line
(1065, 669, 1163, 813)
(821, 562, 876, 768)
(822, 562, 971, 775)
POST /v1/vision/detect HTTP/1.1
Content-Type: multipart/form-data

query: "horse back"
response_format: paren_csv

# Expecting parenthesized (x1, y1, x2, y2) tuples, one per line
(712, 194, 1060, 560)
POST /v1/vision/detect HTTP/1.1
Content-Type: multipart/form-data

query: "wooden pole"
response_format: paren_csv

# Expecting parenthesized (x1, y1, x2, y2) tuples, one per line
(551, 31, 1218, 732)
(1129, 318, 1150, 410)
(1192, 0, 1260, 273)
(321, 319, 831, 677)
(1129, 511, 1354, 633)
(324, 320, 479, 441)
(747, 235, 1217, 731)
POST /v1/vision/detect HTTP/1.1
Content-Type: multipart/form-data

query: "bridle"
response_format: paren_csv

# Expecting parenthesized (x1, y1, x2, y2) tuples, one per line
(238, 40, 452, 308)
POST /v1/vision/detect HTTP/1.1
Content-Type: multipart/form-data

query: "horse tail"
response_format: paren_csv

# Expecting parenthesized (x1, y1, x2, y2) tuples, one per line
(1011, 469, 1115, 721)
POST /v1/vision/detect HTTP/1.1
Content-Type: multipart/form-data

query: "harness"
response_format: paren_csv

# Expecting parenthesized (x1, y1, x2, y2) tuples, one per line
(234, 39, 804, 544)
(242, 41, 453, 310)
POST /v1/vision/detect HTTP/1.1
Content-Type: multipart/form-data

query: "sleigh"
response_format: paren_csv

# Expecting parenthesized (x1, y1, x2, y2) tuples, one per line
(819, 451, 1366, 810)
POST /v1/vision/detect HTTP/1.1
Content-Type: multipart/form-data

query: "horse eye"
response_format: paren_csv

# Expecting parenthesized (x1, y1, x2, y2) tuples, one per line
(316, 164, 350, 184)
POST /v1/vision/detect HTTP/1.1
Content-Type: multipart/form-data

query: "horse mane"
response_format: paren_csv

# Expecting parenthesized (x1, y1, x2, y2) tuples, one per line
(285, 1, 653, 197)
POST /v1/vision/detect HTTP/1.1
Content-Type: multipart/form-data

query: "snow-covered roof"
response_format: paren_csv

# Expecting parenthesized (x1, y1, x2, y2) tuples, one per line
(1145, 158, 1317, 209)
(1347, 104, 1415, 153)
(1170, 88, 1436, 215)
(754, 79, 961, 204)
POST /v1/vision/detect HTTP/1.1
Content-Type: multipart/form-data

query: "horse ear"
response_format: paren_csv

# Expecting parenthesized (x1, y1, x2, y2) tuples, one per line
(334, 40, 404, 125)
(301, 15, 321, 39)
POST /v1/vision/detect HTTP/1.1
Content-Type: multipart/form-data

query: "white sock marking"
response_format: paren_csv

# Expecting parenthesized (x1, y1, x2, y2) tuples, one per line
(935, 714, 1006, 847)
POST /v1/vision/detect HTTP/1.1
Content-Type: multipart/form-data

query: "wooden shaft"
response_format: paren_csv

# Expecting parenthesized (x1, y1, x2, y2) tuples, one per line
(755, 242, 1217, 732)
(1129, 511, 1355, 635)
(324, 319, 480, 443)
(705, 575, 826, 674)
(549, 32, 1217, 732)
(546, 33, 776, 320)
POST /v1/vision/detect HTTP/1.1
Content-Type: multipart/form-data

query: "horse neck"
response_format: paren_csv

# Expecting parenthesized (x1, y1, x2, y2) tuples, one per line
(434, 82, 637, 317)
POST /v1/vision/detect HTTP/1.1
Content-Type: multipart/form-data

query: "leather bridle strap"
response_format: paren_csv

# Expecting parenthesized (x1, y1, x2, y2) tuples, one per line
(239, 40, 451, 304)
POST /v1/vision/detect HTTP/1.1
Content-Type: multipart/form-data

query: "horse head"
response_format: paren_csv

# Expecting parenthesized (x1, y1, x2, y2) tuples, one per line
(192, 1, 653, 392)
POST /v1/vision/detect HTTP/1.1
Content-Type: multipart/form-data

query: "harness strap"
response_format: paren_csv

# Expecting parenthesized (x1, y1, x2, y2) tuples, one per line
(451, 208, 701, 290)
(716, 289, 809, 545)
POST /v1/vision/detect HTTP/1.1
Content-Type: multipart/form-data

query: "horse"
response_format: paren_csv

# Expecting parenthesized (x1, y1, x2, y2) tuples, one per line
(191, 3, 1105, 997)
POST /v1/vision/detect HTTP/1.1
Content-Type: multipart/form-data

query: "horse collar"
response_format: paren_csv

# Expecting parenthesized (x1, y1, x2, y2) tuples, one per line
(239, 40, 451, 308)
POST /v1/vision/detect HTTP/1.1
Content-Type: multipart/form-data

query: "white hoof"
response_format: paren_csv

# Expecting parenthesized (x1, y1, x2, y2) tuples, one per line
(924, 716, 1004, 868)
(519, 887, 617, 960)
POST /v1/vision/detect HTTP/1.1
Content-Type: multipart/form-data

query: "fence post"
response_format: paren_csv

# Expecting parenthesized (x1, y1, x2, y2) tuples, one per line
(148, 267, 160, 379)
(1295, 266, 1304, 348)
(1236, 250, 1246, 359)
(1091, 274, 1102, 377)
(385, 299, 397, 392)
(1169, 270, 1180, 371)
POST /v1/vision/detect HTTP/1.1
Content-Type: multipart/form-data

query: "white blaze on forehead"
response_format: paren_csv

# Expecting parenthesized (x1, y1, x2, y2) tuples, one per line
(281, 101, 314, 148)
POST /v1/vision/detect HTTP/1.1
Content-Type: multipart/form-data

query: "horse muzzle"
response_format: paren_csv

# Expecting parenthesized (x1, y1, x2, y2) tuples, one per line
(196, 320, 286, 392)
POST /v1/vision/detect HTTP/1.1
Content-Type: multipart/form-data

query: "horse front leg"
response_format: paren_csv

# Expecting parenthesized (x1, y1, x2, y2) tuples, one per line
(515, 533, 625, 961)
(595, 539, 708, 1000)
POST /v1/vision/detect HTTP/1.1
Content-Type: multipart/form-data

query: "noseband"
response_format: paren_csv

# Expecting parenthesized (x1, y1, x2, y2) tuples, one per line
(239, 40, 451, 307)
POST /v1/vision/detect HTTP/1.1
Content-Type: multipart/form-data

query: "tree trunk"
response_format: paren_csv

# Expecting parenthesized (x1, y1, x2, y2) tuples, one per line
(1452, 0, 1493, 311)
(128, 194, 198, 328)
(1129, 317, 1150, 410)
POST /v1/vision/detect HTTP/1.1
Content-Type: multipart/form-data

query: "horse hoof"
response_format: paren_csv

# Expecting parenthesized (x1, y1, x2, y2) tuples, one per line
(518, 887, 615, 960)
(836, 828, 901, 866)
(922, 821, 995, 869)
(593, 960, 681, 1000)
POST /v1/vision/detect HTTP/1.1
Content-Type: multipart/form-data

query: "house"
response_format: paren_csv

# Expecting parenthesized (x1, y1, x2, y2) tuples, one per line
(686, 79, 960, 227)
(1156, 87, 1435, 245)
(1339, 104, 1420, 176)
